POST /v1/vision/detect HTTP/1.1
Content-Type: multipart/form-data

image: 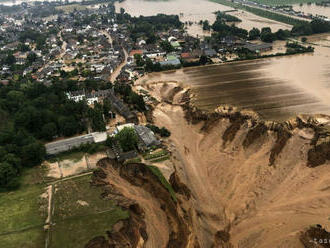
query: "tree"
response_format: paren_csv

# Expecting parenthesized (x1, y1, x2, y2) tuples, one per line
(5, 54, 16, 65)
(248, 28, 260, 40)
(134, 54, 145, 67)
(160, 40, 174, 53)
(260, 32, 276, 43)
(199, 55, 208, 65)
(27, 52, 37, 64)
(202, 20, 210, 31)
(115, 127, 138, 152)
(41, 122, 57, 141)
(0, 162, 19, 190)
(21, 142, 46, 167)
(58, 116, 79, 137)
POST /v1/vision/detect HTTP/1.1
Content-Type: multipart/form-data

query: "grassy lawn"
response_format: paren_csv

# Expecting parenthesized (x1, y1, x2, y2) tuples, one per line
(50, 174, 129, 247)
(49, 209, 129, 248)
(20, 164, 50, 186)
(149, 155, 170, 163)
(124, 157, 142, 164)
(0, 185, 47, 234)
(53, 175, 115, 222)
(143, 149, 168, 160)
(0, 227, 45, 248)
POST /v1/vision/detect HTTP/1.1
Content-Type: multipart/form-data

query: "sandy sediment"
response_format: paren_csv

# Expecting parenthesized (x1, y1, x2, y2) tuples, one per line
(148, 82, 330, 247)
(84, 81, 330, 248)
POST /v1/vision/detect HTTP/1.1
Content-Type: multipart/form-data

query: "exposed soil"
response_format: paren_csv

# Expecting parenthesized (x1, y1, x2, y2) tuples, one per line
(150, 82, 330, 247)
(86, 82, 330, 248)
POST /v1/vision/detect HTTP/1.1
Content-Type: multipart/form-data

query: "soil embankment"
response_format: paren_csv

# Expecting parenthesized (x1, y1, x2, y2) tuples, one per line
(150, 82, 330, 247)
(86, 82, 330, 248)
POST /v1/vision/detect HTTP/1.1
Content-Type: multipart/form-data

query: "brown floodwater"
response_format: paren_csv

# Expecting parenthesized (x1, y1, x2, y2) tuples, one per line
(138, 34, 330, 121)
(293, 3, 330, 19)
(114, 0, 291, 37)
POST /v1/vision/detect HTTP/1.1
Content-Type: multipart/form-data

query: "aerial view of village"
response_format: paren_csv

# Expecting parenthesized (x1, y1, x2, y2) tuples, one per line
(0, 0, 330, 247)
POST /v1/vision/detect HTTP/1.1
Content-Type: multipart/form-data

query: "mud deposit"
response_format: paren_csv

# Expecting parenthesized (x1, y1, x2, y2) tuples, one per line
(86, 83, 330, 248)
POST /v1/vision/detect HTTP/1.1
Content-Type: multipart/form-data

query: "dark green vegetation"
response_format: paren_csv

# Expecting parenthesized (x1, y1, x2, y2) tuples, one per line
(291, 19, 330, 35)
(212, 15, 248, 38)
(146, 124, 171, 137)
(0, 79, 111, 190)
(117, 13, 183, 44)
(114, 83, 146, 111)
(115, 127, 139, 152)
(215, 11, 242, 22)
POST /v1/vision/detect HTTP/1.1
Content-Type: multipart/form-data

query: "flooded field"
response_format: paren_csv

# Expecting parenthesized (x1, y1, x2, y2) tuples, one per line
(138, 34, 330, 121)
(293, 3, 330, 18)
(115, 0, 291, 37)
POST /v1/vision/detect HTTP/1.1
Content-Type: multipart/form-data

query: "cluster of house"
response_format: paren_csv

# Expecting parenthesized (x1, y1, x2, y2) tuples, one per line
(66, 89, 112, 105)
(111, 123, 161, 162)
(45, 122, 161, 163)
(0, 4, 126, 83)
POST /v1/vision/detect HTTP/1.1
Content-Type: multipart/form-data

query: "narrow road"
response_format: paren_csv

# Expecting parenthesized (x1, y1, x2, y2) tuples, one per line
(109, 47, 128, 83)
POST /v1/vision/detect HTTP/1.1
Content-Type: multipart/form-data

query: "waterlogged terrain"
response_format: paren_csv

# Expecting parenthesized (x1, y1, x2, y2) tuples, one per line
(293, 3, 330, 18)
(115, 0, 291, 37)
(138, 34, 330, 121)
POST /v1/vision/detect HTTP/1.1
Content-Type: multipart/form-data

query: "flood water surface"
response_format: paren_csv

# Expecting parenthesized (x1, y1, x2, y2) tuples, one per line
(115, 0, 291, 37)
(139, 34, 330, 121)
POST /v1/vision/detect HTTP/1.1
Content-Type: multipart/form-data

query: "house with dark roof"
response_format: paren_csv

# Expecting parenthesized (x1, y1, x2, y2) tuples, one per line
(243, 43, 272, 53)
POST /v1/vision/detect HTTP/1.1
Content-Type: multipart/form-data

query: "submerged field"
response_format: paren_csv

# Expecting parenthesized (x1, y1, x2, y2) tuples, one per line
(137, 34, 330, 121)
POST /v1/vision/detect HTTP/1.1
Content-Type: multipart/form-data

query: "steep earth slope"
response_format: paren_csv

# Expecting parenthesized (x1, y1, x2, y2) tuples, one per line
(87, 82, 330, 248)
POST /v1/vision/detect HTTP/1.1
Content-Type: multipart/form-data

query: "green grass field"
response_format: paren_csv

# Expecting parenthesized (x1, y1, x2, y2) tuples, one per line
(0, 184, 47, 248)
(0, 227, 45, 248)
(49, 175, 129, 248)
(52, 175, 117, 222)
(0, 170, 129, 248)
(0, 185, 47, 234)
(50, 209, 128, 248)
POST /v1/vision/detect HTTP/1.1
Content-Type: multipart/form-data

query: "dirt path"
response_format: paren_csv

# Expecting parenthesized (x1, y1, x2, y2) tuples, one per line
(109, 47, 128, 83)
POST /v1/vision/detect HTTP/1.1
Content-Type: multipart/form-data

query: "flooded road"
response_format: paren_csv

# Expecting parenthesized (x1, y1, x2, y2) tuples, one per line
(115, 0, 291, 37)
(138, 34, 330, 121)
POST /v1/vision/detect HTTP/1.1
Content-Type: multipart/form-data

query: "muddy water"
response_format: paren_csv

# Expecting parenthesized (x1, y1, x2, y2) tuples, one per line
(293, 3, 330, 18)
(139, 34, 330, 121)
(114, 0, 291, 37)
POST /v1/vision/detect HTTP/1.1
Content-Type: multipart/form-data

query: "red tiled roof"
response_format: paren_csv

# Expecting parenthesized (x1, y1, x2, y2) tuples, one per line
(129, 50, 143, 57)
(180, 52, 192, 58)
